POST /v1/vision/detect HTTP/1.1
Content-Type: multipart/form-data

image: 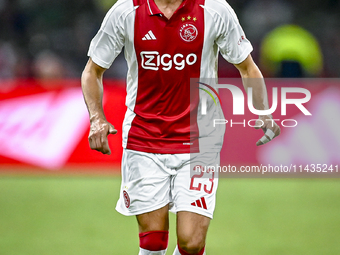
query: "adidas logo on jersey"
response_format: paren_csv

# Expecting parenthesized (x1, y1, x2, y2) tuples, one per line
(142, 30, 156, 40)
(191, 197, 207, 210)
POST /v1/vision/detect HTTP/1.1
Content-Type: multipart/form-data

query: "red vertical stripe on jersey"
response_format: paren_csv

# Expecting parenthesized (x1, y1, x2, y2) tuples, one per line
(127, 0, 205, 154)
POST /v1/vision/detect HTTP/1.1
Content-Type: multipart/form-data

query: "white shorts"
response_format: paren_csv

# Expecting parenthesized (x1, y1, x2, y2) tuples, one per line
(116, 149, 219, 219)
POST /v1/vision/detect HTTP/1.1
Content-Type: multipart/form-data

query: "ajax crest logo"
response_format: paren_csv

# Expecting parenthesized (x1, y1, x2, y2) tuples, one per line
(179, 24, 198, 42)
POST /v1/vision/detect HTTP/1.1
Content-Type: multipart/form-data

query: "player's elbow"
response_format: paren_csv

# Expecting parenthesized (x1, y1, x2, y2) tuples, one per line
(82, 58, 106, 81)
(235, 55, 263, 79)
(239, 63, 262, 79)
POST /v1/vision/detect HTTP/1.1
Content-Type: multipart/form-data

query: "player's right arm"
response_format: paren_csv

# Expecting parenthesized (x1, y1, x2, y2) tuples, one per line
(81, 58, 117, 155)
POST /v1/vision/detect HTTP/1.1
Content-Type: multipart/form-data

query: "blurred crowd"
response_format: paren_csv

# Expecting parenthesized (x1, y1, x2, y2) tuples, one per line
(0, 0, 339, 80)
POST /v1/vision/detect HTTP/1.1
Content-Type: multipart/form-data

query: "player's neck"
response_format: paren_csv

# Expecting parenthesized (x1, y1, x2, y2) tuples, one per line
(154, 0, 183, 19)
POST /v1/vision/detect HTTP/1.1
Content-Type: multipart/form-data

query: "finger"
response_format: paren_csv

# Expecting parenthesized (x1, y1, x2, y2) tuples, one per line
(266, 124, 281, 139)
(256, 128, 277, 146)
(265, 129, 275, 140)
(89, 136, 96, 150)
(275, 125, 281, 137)
(89, 132, 103, 152)
(101, 133, 111, 155)
(94, 135, 103, 151)
(254, 119, 264, 130)
(108, 125, 118, 135)
(256, 135, 271, 146)
(89, 134, 100, 150)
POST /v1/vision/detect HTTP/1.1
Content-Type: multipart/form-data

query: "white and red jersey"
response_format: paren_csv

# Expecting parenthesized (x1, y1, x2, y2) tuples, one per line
(88, 0, 252, 154)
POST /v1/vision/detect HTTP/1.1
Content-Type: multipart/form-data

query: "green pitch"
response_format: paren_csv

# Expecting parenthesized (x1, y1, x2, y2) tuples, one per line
(0, 176, 339, 255)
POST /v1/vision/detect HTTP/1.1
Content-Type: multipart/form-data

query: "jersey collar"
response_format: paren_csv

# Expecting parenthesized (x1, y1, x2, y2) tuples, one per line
(146, 0, 189, 16)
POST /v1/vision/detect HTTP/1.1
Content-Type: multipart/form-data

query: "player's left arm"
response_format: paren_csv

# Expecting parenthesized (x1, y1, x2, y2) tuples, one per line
(234, 54, 281, 146)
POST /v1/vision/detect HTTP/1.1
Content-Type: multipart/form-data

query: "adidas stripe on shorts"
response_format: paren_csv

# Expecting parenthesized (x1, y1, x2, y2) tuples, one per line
(116, 149, 219, 219)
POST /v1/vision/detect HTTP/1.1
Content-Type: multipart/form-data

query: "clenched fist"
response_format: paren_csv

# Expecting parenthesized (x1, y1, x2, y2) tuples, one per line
(88, 118, 117, 155)
(254, 115, 281, 146)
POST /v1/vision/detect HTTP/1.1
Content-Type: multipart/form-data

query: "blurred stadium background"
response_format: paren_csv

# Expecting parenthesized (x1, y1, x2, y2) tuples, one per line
(0, 0, 340, 254)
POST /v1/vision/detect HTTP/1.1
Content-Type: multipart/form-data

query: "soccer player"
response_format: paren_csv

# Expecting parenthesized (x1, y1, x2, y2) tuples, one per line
(81, 0, 280, 254)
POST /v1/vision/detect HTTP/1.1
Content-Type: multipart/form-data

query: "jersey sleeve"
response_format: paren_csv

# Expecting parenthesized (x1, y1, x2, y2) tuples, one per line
(214, 3, 253, 64)
(87, 3, 126, 69)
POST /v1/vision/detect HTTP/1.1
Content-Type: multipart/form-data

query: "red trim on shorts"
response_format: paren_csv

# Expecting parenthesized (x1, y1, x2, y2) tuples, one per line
(178, 244, 205, 255)
(139, 231, 169, 251)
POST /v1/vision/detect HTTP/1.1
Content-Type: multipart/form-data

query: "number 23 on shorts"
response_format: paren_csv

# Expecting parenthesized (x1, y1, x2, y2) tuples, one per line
(189, 165, 215, 194)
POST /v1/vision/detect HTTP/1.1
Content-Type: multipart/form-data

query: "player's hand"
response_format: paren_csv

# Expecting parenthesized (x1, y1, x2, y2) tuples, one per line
(254, 115, 280, 146)
(88, 118, 117, 155)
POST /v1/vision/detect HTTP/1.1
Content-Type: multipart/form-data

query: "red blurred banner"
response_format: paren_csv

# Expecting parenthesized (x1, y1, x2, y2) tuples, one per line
(0, 79, 126, 173)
